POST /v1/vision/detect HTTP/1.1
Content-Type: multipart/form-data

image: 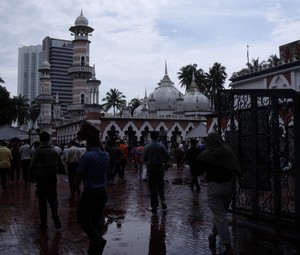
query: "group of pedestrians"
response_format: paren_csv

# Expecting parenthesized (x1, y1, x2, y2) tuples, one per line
(108, 139, 128, 184)
(142, 131, 240, 255)
(0, 124, 240, 255)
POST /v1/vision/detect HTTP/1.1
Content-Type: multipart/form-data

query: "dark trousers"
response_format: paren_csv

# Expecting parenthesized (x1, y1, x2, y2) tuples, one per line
(67, 162, 79, 192)
(10, 161, 20, 182)
(36, 175, 59, 225)
(0, 168, 9, 187)
(147, 165, 165, 209)
(110, 163, 121, 182)
(77, 187, 107, 245)
(120, 158, 127, 180)
(190, 166, 201, 191)
(21, 159, 31, 184)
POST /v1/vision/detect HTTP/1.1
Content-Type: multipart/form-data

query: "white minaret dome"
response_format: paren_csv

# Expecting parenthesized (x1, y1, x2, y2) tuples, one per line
(40, 61, 50, 69)
(75, 10, 89, 26)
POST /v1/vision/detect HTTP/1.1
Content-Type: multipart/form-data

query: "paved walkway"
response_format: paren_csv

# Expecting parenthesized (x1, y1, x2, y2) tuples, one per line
(0, 162, 299, 255)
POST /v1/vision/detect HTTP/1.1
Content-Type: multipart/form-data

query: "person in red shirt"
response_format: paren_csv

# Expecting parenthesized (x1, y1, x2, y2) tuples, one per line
(118, 140, 128, 183)
(135, 141, 147, 181)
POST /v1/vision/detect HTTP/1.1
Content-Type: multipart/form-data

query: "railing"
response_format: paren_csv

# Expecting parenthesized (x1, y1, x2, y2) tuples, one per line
(217, 89, 300, 227)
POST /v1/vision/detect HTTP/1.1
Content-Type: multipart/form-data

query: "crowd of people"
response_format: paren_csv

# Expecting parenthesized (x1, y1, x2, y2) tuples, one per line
(0, 125, 240, 255)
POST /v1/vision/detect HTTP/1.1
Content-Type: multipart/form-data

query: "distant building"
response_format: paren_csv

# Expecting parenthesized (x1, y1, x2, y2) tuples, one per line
(42, 36, 73, 118)
(229, 40, 300, 90)
(38, 11, 211, 146)
(18, 45, 43, 101)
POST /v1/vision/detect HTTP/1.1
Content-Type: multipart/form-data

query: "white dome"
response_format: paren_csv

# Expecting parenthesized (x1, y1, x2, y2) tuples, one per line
(133, 105, 144, 117)
(183, 79, 210, 111)
(148, 72, 183, 111)
(75, 11, 89, 26)
(183, 91, 210, 111)
(40, 61, 50, 69)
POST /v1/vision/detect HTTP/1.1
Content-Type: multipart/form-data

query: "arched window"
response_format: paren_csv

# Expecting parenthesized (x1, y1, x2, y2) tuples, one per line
(81, 56, 85, 66)
(81, 94, 85, 104)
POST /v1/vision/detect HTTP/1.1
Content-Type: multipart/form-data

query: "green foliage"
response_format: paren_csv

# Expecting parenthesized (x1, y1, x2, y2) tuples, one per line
(0, 85, 15, 125)
(11, 95, 30, 126)
(129, 98, 143, 116)
(177, 62, 227, 111)
(102, 88, 127, 116)
(30, 99, 40, 125)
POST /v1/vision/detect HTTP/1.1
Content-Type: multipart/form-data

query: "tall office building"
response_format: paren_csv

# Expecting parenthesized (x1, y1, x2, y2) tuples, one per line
(18, 45, 43, 101)
(42, 37, 73, 118)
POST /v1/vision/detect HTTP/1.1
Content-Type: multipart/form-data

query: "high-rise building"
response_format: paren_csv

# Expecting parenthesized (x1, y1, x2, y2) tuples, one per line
(18, 45, 43, 101)
(42, 36, 73, 118)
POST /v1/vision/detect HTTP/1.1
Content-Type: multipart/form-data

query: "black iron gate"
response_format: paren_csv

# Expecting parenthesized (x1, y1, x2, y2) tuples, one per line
(217, 89, 300, 226)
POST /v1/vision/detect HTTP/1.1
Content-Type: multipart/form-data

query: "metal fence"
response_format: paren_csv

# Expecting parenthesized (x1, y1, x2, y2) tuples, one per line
(216, 89, 300, 227)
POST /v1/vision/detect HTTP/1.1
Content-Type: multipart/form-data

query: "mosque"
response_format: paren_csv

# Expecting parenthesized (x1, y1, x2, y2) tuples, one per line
(36, 11, 212, 147)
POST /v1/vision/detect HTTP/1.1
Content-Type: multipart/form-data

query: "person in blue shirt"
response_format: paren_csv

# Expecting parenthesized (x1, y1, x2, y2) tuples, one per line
(71, 121, 109, 255)
(143, 131, 171, 214)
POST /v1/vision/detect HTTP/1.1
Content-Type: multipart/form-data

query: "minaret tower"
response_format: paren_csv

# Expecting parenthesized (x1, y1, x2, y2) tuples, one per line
(52, 94, 63, 127)
(37, 61, 54, 133)
(87, 65, 101, 104)
(68, 10, 94, 118)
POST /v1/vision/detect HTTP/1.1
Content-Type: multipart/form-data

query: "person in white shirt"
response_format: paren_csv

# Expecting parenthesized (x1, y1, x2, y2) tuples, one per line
(19, 139, 32, 184)
(65, 140, 82, 194)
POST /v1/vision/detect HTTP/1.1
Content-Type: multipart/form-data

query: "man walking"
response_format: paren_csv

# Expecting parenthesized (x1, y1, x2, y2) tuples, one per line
(0, 140, 13, 189)
(29, 132, 66, 229)
(71, 122, 109, 255)
(19, 139, 32, 184)
(143, 131, 171, 214)
(65, 140, 82, 194)
(119, 140, 128, 183)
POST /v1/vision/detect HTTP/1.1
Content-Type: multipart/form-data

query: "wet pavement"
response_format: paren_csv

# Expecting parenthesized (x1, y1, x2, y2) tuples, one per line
(0, 161, 300, 255)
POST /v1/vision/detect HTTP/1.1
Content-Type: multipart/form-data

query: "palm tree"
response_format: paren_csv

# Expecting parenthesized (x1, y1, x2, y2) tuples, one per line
(177, 64, 206, 92)
(102, 88, 127, 116)
(267, 54, 280, 66)
(247, 58, 266, 71)
(0, 85, 15, 125)
(129, 98, 143, 116)
(205, 62, 227, 111)
(0, 77, 4, 83)
(12, 95, 30, 127)
(30, 99, 40, 128)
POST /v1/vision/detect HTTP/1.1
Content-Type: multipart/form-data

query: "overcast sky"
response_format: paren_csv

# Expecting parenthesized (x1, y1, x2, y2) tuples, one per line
(1, 0, 300, 102)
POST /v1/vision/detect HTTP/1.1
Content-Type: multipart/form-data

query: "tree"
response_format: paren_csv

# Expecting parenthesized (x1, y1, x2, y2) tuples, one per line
(12, 95, 30, 127)
(246, 58, 266, 71)
(177, 64, 206, 92)
(205, 62, 227, 111)
(0, 85, 15, 125)
(0, 77, 4, 83)
(267, 54, 280, 66)
(129, 98, 143, 116)
(30, 99, 40, 127)
(102, 88, 126, 116)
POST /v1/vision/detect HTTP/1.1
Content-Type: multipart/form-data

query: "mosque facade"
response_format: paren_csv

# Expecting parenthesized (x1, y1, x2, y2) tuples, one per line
(37, 11, 212, 147)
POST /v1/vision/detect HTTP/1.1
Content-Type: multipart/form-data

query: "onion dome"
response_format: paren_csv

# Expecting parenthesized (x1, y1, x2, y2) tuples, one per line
(133, 104, 144, 117)
(40, 61, 50, 69)
(183, 78, 210, 111)
(75, 10, 89, 26)
(148, 63, 183, 111)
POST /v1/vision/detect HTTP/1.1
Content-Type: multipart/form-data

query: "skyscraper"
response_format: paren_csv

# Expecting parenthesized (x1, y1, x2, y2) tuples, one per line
(18, 45, 43, 101)
(42, 36, 73, 118)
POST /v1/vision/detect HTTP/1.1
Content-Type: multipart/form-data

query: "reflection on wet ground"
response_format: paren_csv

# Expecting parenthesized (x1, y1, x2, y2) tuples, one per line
(0, 162, 299, 254)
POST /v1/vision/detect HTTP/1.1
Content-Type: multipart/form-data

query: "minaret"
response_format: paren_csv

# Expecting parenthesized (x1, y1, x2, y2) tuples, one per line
(141, 87, 149, 117)
(37, 61, 54, 133)
(52, 94, 63, 126)
(87, 65, 101, 104)
(68, 10, 94, 118)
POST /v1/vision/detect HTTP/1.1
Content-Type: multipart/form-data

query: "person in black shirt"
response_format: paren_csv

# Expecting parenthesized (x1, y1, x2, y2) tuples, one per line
(184, 139, 202, 193)
(198, 132, 240, 255)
